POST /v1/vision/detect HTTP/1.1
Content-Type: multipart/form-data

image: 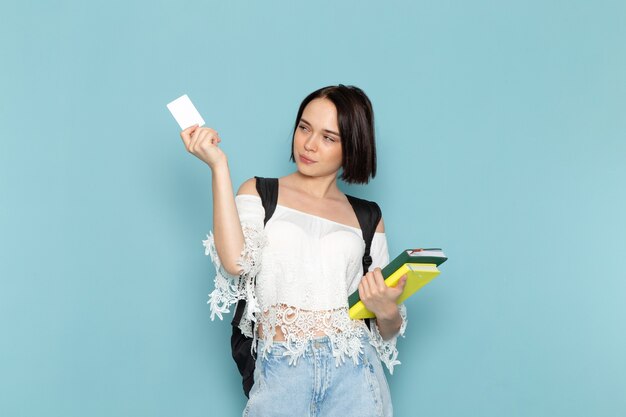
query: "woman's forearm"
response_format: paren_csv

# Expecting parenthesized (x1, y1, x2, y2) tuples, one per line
(211, 159, 245, 275)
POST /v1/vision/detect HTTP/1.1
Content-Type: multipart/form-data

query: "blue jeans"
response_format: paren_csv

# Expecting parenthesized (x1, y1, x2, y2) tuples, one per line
(243, 335, 393, 417)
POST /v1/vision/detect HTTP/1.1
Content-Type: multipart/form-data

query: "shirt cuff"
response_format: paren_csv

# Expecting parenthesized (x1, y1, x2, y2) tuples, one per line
(202, 222, 267, 323)
(368, 304, 408, 374)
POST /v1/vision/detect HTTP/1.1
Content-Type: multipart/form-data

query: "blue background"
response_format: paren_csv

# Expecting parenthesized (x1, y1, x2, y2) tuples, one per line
(1, 1, 625, 416)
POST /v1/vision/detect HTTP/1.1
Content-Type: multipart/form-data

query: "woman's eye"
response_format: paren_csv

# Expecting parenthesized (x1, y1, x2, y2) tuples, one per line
(324, 136, 336, 142)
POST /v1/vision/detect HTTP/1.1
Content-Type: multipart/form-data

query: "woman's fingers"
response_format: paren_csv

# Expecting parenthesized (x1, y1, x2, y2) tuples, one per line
(191, 127, 220, 154)
(363, 268, 405, 300)
(180, 124, 199, 148)
(360, 273, 371, 299)
(395, 275, 408, 293)
(178, 125, 226, 169)
(365, 271, 381, 297)
(373, 268, 387, 293)
(189, 126, 204, 153)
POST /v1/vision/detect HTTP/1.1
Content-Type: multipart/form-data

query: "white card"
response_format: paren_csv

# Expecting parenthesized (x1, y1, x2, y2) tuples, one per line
(166, 94, 206, 130)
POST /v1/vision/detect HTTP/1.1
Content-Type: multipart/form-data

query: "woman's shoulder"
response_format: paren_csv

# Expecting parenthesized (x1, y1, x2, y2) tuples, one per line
(375, 216, 385, 233)
(344, 193, 385, 233)
(236, 177, 260, 197)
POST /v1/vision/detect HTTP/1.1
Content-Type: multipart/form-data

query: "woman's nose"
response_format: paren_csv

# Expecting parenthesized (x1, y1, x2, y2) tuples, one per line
(304, 136, 317, 151)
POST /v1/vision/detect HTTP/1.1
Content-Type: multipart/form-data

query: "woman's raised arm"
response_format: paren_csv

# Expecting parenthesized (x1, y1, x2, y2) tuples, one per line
(180, 124, 245, 275)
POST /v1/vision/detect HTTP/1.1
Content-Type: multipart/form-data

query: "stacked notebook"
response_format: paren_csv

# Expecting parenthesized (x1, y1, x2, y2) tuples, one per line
(348, 248, 448, 319)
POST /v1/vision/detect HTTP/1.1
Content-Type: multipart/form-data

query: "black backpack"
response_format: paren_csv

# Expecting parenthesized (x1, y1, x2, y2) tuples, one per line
(231, 176, 382, 397)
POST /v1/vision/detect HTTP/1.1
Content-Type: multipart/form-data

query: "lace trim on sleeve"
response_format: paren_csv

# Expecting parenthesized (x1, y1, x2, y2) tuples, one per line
(202, 223, 267, 324)
(368, 304, 408, 374)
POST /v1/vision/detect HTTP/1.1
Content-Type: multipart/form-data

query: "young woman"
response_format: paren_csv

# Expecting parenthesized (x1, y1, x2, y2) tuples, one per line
(180, 85, 408, 417)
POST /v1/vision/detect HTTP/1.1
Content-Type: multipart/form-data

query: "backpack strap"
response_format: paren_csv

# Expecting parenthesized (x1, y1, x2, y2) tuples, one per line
(346, 195, 382, 276)
(346, 195, 382, 332)
(231, 177, 278, 328)
(254, 176, 279, 224)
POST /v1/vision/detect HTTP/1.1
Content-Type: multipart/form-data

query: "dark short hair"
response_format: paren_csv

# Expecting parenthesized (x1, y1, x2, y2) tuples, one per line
(289, 84, 377, 184)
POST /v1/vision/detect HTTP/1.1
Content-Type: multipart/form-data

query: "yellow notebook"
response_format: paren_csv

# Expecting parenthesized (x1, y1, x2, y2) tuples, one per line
(348, 263, 440, 319)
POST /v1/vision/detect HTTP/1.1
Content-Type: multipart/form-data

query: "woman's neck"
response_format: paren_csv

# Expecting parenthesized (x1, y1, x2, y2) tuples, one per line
(283, 171, 342, 200)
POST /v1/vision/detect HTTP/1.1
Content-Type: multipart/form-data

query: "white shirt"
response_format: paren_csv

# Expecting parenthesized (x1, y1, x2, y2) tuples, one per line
(204, 194, 407, 372)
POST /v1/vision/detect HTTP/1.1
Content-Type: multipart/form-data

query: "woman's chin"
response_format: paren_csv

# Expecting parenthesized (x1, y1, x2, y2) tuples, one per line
(295, 166, 340, 180)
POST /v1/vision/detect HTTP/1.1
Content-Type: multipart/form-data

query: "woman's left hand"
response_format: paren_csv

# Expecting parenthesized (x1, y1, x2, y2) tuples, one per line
(358, 268, 407, 320)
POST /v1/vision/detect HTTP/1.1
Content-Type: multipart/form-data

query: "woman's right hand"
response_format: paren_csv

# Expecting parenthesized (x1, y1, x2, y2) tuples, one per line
(180, 124, 226, 170)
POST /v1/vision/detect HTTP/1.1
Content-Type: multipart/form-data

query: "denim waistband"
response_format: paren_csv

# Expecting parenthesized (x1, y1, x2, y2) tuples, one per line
(257, 332, 371, 356)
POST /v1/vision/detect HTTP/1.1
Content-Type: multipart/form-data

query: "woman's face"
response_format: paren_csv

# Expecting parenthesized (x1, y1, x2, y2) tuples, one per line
(293, 98, 343, 178)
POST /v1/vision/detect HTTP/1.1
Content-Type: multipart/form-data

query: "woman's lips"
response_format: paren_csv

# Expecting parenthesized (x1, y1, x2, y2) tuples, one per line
(299, 155, 316, 164)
